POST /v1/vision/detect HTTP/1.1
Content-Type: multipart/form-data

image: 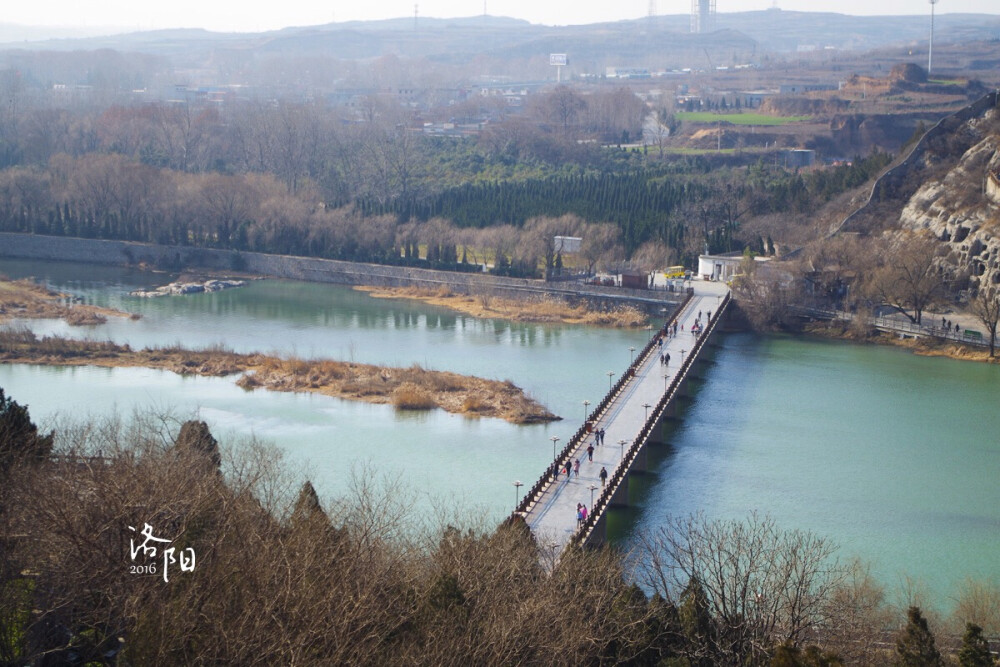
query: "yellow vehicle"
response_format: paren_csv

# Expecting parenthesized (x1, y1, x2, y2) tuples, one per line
(662, 265, 686, 279)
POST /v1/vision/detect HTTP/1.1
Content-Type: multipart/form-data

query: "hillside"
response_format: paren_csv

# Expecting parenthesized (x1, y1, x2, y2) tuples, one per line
(792, 93, 1000, 316)
(840, 93, 1000, 242)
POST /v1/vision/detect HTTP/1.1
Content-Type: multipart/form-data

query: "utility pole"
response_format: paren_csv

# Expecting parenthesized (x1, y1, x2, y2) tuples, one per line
(928, 0, 938, 75)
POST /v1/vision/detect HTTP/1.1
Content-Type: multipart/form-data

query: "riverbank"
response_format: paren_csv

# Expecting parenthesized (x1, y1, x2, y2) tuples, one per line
(0, 329, 559, 424)
(803, 320, 998, 363)
(0, 232, 679, 315)
(0, 277, 133, 325)
(355, 285, 649, 327)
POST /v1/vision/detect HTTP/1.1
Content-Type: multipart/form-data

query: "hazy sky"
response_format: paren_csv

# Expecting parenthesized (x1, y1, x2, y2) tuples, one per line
(6, 0, 998, 34)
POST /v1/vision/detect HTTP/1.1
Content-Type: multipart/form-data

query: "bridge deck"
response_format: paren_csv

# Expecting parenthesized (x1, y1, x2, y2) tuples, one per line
(523, 280, 730, 551)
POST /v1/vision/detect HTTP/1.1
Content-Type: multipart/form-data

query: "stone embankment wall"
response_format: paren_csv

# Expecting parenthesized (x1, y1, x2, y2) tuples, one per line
(0, 232, 681, 313)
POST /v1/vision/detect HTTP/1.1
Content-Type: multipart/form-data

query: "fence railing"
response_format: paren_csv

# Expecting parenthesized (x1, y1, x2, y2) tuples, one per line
(793, 306, 989, 347)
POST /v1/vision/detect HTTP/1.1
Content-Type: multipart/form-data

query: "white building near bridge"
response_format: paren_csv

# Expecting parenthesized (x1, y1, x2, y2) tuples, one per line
(698, 252, 771, 281)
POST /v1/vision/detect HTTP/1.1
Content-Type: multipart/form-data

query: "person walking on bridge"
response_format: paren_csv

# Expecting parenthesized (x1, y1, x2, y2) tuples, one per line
(599, 466, 608, 487)
(587, 444, 594, 461)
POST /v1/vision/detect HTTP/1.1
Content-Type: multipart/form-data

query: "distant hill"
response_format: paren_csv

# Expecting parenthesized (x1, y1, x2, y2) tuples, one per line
(711, 10, 1000, 52)
(0, 22, 129, 43)
(1, 11, 997, 61)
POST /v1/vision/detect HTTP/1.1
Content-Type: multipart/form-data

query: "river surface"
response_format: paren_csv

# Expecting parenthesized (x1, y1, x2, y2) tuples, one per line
(1, 258, 998, 607)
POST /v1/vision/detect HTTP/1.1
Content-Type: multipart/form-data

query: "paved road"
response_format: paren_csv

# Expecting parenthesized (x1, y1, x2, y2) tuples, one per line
(524, 279, 730, 551)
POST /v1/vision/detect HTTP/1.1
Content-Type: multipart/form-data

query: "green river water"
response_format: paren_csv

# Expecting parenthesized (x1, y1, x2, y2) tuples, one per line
(1, 258, 997, 608)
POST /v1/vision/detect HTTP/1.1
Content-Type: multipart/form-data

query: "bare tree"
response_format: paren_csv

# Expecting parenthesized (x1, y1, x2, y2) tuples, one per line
(578, 223, 623, 275)
(950, 578, 1000, 639)
(733, 256, 801, 330)
(533, 86, 585, 139)
(523, 214, 583, 278)
(631, 240, 677, 274)
(821, 559, 897, 666)
(582, 87, 648, 144)
(866, 233, 947, 325)
(635, 512, 846, 665)
(971, 286, 1000, 356)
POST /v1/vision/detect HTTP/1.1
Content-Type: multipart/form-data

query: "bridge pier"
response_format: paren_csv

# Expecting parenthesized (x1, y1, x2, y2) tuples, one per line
(631, 443, 648, 472)
(585, 512, 608, 548)
(608, 475, 630, 508)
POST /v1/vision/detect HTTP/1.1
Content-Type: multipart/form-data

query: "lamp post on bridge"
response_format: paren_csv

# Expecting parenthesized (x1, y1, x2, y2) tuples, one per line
(663, 372, 669, 393)
(680, 348, 686, 364)
(513, 480, 523, 510)
(607, 371, 615, 390)
(550, 436, 560, 460)
(629, 346, 636, 365)
(583, 400, 590, 422)
(618, 439, 627, 461)
(588, 484, 598, 508)
(643, 403, 652, 421)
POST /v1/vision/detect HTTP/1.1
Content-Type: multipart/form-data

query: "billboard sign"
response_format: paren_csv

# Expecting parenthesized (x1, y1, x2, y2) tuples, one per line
(549, 53, 568, 66)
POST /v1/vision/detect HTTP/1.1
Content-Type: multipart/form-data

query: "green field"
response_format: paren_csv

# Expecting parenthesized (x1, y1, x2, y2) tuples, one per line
(676, 112, 813, 126)
(661, 147, 739, 155)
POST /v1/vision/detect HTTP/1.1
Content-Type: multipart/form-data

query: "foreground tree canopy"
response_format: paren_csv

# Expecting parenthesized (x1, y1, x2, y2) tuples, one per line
(1, 390, 997, 665)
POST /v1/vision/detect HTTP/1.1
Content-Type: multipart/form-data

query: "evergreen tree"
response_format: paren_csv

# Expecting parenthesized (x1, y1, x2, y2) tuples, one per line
(0, 387, 53, 473)
(771, 643, 844, 666)
(958, 623, 994, 667)
(679, 576, 714, 664)
(175, 420, 220, 470)
(896, 607, 943, 667)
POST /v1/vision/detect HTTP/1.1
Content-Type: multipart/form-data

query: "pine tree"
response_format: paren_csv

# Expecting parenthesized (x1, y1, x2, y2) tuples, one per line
(0, 387, 54, 473)
(896, 607, 943, 667)
(679, 576, 714, 664)
(958, 623, 994, 667)
(175, 420, 220, 470)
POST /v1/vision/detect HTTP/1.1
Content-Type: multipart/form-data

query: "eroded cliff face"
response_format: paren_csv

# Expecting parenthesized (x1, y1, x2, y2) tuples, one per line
(899, 108, 1000, 292)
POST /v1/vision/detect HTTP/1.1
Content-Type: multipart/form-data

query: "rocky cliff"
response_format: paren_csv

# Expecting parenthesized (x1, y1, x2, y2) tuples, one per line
(899, 109, 1000, 292)
(840, 92, 1000, 238)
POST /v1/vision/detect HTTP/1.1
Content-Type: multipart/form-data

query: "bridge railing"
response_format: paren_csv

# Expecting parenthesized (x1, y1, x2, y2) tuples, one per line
(570, 292, 732, 546)
(507, 292, 694, 521)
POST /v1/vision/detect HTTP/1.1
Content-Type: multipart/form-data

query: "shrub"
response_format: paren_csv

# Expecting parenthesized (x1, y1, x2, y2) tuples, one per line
(392, 383, 436, 410)
(461, 396, 489, 413)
